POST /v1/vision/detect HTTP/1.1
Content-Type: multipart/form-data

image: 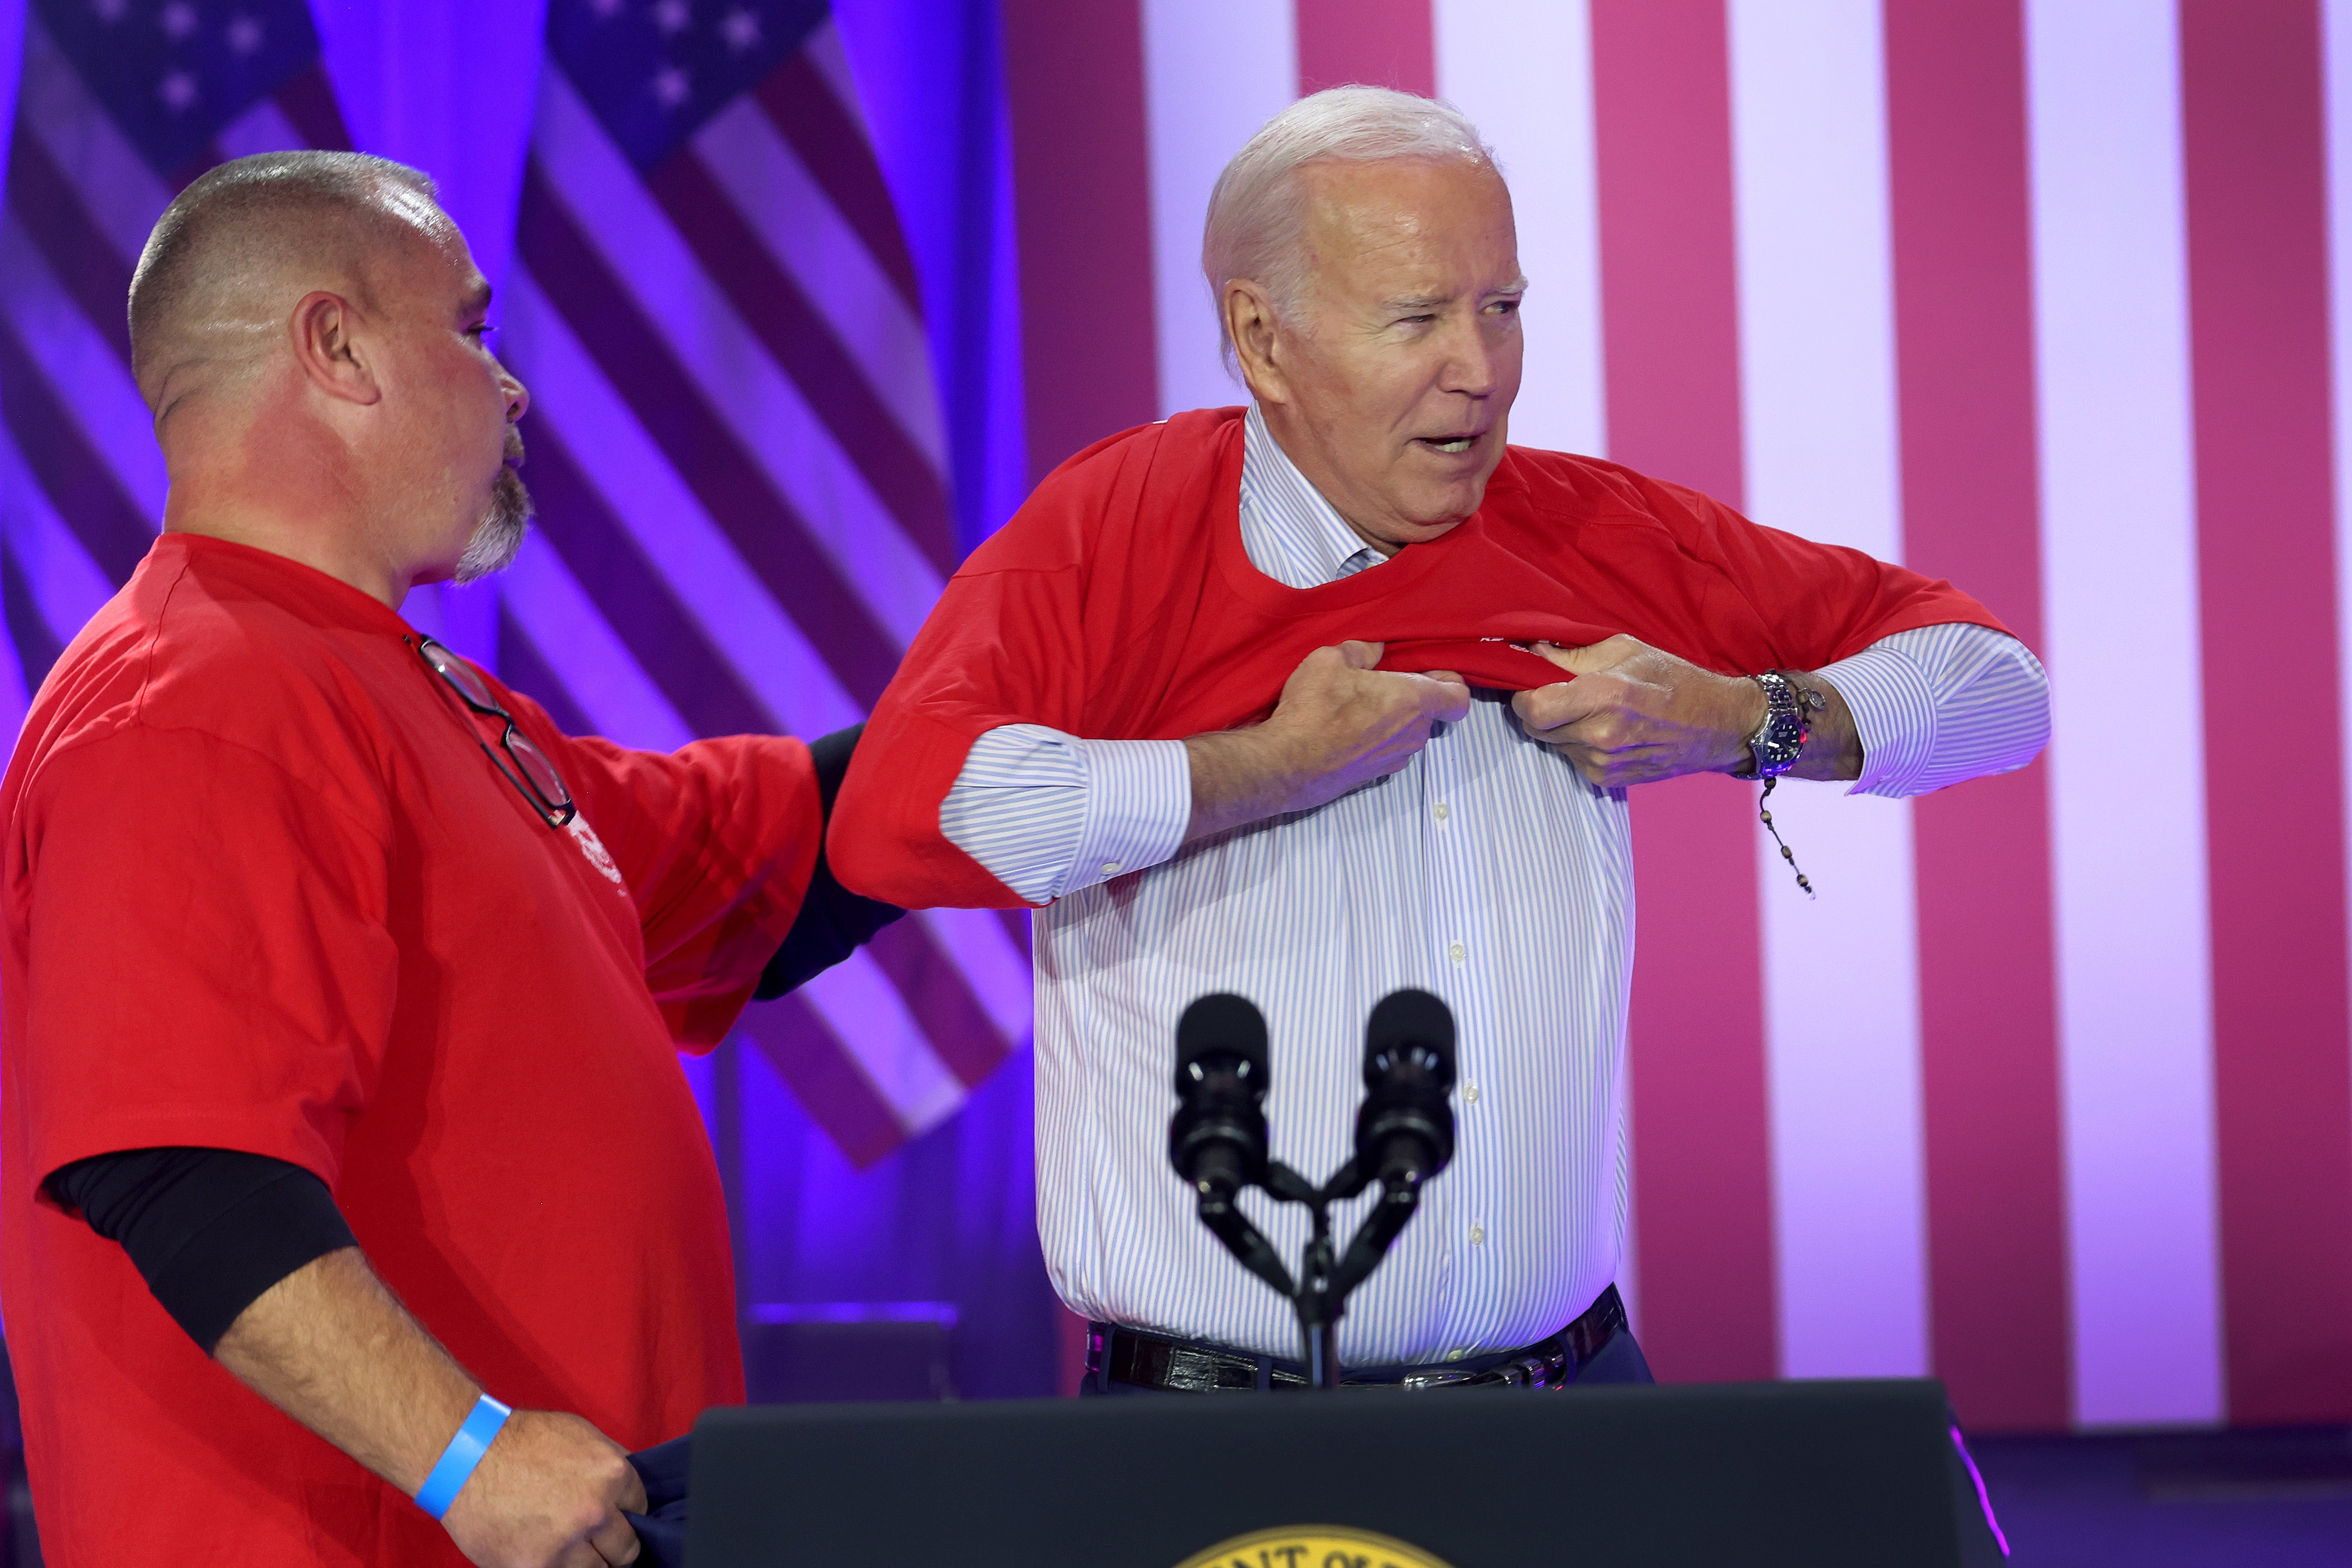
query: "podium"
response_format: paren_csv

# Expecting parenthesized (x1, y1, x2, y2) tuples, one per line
(683, 1376, 2008, 1567)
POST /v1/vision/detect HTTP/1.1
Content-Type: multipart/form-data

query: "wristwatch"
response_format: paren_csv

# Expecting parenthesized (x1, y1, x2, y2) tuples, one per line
(1741, 670, 1826, 779)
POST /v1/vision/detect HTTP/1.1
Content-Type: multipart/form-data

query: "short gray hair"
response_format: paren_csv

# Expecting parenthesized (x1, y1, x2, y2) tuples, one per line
(129, 149, 442, 407)
(1202, 86, 1497, 364)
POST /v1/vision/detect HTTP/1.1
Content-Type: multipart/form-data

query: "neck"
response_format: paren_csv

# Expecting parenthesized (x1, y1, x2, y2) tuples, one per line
(1256, 401, 1404, 559)
(161, 472, 415, 610)
(159, 412, 416, 610)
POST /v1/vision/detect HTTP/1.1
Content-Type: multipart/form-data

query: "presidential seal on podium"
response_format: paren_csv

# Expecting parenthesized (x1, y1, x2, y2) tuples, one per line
(1174, 1524, 1457, 1568)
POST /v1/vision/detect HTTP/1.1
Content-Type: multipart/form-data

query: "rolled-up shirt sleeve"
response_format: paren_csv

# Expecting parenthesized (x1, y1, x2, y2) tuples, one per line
(1821, 622, 2051, 799)
(940, 724, 1193, 904)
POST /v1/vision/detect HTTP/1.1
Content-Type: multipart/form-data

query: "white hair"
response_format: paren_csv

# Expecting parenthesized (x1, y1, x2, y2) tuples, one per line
(1202, 86, 1499, 368)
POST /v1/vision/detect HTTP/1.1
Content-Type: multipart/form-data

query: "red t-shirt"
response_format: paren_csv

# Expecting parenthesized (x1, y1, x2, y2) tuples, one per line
(0, 534, 820, 1566)
(832, 406, 2002, 908)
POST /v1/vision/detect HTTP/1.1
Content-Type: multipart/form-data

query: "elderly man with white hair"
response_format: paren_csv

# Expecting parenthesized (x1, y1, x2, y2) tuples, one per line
(834, 88, 2048, 1392)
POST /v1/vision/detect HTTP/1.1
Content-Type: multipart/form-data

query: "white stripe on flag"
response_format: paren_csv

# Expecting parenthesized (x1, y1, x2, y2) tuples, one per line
(1140, 0, 1295, 419)
(794, 946, 968, 1136)
(502, 267, 867, 739)
(1727, 0, 1929, 1381)
(0, 423, 115, 648)
(16, 19, 169, 266)
(532, 68, 943, 648)
(0, 212, 166, 518)
(692, 97, 948, 470)
(2324, 0, 2352, 1329)
(1434, 0, 1608, 458)
(2028, 0, 2220, 1428)
(501, 532, 696, 754)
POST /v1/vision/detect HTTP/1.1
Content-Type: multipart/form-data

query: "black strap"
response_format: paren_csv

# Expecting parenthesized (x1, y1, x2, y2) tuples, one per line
(756, 723, 906, 999)
(46, 1147, 356, 1354)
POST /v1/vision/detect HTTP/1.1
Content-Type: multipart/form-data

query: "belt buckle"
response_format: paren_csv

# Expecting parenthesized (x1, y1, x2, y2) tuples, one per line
(1399, 1370, 1479, 1391)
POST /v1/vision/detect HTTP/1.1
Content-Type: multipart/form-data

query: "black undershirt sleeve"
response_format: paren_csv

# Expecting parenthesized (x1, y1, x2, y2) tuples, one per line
(46, 1147, 357, 1354)
(755, 723, 908, 1000)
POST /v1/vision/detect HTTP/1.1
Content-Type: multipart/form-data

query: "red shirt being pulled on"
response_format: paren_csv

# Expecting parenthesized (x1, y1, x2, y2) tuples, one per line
(0, 533, 820, 1567)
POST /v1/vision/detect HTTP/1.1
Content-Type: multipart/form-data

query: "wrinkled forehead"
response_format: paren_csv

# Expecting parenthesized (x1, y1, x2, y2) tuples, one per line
(1295, 158, 1518, 296)
(1298, 160, 1514, 248)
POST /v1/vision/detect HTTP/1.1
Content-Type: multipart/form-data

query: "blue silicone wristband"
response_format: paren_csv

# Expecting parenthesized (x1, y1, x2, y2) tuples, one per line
(415, 1394, 512, 1520)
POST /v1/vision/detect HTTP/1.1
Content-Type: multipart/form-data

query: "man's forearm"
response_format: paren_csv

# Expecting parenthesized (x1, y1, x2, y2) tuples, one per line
(214, 1246, 478, 1495)
(214, 1246, 647, 1565)
(1183, 728, 1303, 843)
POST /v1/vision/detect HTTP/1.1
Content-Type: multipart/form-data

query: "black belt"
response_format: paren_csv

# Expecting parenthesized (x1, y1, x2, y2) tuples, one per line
(1089, 1285, 1629, 1394)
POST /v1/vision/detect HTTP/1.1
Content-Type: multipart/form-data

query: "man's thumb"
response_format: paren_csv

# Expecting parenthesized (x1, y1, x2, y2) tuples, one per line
(1335, 639, 1386, 669)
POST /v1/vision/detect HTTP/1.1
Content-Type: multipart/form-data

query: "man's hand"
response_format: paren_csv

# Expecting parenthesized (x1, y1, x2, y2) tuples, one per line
(1511, 635, 1860, 787)
(1185, 641, 1471, 841)
(441, 1411, 646, 1568)
(214, 1247, 645, 1568)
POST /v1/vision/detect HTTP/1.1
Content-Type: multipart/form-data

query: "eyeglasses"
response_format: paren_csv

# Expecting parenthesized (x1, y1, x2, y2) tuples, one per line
(413, 636, 578, 829)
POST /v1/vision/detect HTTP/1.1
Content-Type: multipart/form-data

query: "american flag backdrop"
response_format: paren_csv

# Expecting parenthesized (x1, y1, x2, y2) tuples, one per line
(1001, 0, 2352, 1430)
(497, 0, 1032, 1169)
(0, 0, 1033, 1175)
(0, 0, 347, 711)
(8, 0, 2352, 1434)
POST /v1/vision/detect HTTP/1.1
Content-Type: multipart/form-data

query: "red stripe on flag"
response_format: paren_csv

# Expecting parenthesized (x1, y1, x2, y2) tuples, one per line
(1590, 0, 1777, 1385)
(271, 62, 352, 152)
(2179, 0, 2352, 1426)
(739, 998, 909, 1169)
(1001, 0, 1158, 483)
(1295, 0, 1436, 98)
(1882, 0, 2069, 1431)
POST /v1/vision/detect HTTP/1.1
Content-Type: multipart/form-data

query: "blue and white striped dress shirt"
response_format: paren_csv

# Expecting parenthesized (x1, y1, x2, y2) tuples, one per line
(944, 404, 2051, 1364)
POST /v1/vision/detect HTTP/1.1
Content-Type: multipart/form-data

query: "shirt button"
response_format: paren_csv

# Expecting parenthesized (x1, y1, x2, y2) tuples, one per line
(1099, 862, 1122, 876)
(1464, 1082, 1481, 1105)
(1448, 941, 1466, 964)
(1469, 1224, 1486, 1246)
(1434, 801, 1451, 821)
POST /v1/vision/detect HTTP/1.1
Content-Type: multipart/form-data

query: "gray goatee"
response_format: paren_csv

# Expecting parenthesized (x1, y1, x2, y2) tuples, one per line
(454, 432, 532, 585)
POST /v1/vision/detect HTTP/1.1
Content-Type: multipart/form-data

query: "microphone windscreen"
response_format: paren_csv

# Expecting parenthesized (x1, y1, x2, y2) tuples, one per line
(1175, 993, 1269, 1080)
(1364, 989, 1457, 1082)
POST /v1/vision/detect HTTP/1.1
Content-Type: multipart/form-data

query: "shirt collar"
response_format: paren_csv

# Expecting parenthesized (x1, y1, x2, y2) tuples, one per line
(1238, 403, 1386, 589)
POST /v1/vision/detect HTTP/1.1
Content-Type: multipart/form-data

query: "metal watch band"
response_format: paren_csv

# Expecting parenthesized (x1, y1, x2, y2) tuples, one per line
(1744, 670, 1812, 779)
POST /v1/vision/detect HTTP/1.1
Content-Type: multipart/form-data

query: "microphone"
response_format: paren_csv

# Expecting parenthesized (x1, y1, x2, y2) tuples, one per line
(1168, 993, 1271, 1200)
(1355, 989, 1457, 1189)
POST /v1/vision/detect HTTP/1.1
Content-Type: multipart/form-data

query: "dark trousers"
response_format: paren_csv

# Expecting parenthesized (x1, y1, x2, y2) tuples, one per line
(1081, 1321, 1657, 1396)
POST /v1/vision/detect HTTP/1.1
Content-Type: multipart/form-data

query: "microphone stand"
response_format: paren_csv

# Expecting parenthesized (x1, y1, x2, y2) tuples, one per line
(1202, 1156, 1429, 1390)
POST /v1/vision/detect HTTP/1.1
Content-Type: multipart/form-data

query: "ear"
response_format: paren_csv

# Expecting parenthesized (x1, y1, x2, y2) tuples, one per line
(288, 290, 382, 407)
(1222, 279, 1292, 408)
